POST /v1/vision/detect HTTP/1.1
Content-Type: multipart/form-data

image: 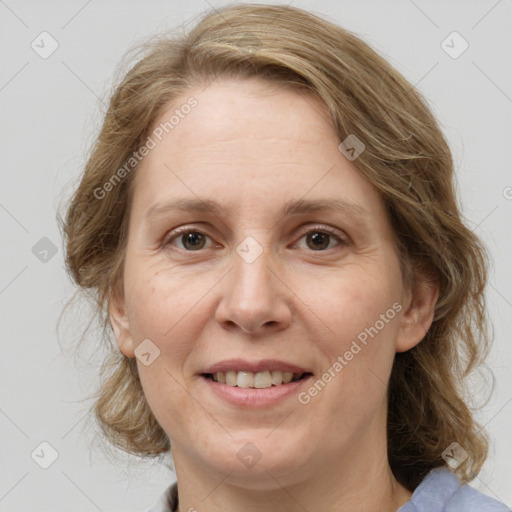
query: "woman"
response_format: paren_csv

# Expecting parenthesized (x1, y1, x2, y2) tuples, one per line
(61, 3, 509, 511)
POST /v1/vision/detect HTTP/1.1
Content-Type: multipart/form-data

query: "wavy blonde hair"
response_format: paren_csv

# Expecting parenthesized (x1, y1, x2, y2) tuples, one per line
(59, 3, 492, 490)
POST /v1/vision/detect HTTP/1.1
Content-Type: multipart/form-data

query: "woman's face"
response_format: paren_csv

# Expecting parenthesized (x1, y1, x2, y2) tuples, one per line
(111, 78, 433, 489)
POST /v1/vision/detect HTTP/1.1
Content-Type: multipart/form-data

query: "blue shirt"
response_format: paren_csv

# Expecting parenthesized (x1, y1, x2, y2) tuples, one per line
(148, 467, 510, 511)
(398, 468, 509, 511)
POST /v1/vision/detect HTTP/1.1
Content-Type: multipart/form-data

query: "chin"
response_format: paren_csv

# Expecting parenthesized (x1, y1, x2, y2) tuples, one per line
(198, 433, 312, 489)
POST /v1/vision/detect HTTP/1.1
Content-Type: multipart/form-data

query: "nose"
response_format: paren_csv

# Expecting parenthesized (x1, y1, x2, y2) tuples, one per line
(214, 243, 292, 335)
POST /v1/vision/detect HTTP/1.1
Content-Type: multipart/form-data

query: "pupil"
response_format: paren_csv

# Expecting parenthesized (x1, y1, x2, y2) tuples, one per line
(308, 232, 329, 250)
(183, 232, 204, 250)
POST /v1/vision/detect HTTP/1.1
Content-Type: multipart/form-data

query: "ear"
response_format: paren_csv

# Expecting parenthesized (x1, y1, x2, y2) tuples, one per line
(108, 291, 135, 358)
(395, 272, 439, 353)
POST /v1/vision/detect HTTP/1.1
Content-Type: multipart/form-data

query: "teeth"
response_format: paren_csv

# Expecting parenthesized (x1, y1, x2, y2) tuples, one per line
(254, 370, 272, 388)
(237, 371, 254, 388)
(210, 370, 304, 387)
(282, 371, 293, 384)
(225, 371, 237, 386)
(271, 370, 282, 386)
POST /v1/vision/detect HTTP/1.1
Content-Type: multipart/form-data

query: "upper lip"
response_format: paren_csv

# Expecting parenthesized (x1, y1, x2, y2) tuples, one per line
(201, 359, 312, 375)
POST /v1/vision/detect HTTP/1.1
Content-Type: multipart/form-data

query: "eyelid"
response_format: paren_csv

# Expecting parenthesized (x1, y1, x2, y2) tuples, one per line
(295, 223, 347, 242)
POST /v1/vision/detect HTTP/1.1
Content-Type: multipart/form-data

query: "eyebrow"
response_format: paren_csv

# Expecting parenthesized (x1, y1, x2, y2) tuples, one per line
(145, 197, 369, 223)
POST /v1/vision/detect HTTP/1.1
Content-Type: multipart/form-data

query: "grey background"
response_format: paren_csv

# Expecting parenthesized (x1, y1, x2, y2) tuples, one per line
(1, 0, 511, 510)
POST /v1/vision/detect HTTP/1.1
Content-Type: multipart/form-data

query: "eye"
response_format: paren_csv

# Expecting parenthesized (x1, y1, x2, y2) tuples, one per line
(161, 224, 347, 252)
(294, 225, 346, 251)
(162, 227, 214, 251)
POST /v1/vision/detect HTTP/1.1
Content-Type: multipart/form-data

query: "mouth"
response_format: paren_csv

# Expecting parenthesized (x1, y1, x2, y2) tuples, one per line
(199, 360, 315, 407)
(202, 370, 313, 389)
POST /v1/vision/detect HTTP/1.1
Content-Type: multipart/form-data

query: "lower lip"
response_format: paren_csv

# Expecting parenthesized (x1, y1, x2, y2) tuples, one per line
(200, 375, 313, 408)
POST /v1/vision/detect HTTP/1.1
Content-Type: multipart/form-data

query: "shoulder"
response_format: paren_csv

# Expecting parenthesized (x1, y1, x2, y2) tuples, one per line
(398, 468, 510, 512)
(147, 481, 178, 512)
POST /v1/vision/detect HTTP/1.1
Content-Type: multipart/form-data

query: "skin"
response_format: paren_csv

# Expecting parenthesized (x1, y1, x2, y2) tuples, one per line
(110, 77, 439, 512)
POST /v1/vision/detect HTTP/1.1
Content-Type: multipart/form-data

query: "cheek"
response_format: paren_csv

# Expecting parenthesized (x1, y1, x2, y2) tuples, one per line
(126, 264, 206, 429)
(300, 264, 399, 348)
(299, 264, 401, 411)
(308, 274, 398, 390)
(124, 255, 197, 340)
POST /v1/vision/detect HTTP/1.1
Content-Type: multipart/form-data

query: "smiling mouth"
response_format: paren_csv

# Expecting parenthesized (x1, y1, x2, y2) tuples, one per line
(202, 370, 313, 389)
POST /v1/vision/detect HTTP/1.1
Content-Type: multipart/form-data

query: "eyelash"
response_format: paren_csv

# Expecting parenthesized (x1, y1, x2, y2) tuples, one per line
(161, 224, 348, 253)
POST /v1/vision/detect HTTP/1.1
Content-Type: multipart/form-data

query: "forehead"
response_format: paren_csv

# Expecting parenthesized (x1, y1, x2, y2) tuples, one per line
(162, 78, 333, 146)
(129, 78, 386, 222)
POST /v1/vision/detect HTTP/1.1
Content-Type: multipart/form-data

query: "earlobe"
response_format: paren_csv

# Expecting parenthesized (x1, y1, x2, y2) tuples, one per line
(108, 294, 135, 358)
(395, 275, 439, 353)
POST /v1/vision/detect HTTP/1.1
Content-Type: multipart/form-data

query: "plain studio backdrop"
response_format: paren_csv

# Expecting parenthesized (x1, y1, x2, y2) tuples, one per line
(1, 1, 511, 510)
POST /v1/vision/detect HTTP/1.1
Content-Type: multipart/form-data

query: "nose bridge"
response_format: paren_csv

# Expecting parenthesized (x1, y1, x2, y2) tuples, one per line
(231, 235, 276, 311)
(234, 237, 272, 297)
(215, 233, 291, 333)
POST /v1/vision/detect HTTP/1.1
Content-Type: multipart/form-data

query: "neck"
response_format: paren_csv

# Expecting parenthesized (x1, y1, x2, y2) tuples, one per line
(171, 441, 412, 512)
